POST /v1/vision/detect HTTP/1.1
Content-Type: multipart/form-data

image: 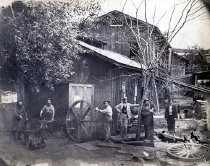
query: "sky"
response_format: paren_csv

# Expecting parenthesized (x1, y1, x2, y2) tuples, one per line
(100, 0, 210, 49)
(1, 0, 210, 49)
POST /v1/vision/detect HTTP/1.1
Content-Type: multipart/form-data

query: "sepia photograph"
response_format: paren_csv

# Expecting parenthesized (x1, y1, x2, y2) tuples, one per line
(0, 0, 210, 165)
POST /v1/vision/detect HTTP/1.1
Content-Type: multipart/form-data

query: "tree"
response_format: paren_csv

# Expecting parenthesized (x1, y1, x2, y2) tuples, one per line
(120, 0, 208, 140)
(0, 0, 101, 92)
(79, 0, 208, 140)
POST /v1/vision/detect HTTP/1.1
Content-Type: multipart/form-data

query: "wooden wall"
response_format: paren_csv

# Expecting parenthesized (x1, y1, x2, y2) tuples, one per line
(18, 52, 144, 134)
(67, 54, 143, 133)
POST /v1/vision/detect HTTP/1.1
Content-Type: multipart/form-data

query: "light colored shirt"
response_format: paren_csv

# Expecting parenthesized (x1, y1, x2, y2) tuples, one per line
(99, 105, 113, 117)
(115, 103, 139, 119)
(169, 106, 172, 115)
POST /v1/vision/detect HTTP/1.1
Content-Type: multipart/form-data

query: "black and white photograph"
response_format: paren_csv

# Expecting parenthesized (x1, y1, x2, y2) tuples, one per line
(0, 0, 210, 165)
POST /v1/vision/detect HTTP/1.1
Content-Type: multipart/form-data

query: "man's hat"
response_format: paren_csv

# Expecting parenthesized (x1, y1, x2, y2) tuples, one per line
(144, 97, 149, 101)
(121, 97, 127, 100)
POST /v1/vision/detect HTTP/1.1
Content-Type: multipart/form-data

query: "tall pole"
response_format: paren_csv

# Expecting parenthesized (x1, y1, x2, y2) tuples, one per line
(134, 79, 138, 104)
(153, 74, 159, 112)
(136, 73, 151, 140)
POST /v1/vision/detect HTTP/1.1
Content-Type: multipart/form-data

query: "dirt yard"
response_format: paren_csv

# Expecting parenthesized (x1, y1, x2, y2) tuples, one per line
(1, 104, 210, 166)
(1, 129, 210, 166)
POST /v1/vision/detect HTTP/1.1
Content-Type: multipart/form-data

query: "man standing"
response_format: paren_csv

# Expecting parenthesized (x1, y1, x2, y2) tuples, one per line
(40, 99, 55, 121)
(14, 101, 28, 144)
(165, 99, 177, 134)
(96, 101, 113, 142)
(115, 97, 139, 139)
(141, 99, 154, 141)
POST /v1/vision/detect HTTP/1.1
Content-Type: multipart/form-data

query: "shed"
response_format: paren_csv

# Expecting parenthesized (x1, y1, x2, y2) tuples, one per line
(23, 41, 145, 135)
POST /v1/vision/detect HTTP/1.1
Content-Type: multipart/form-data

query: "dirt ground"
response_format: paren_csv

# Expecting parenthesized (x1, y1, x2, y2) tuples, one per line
(1, 129, 210, 166)
(1, 104, 210, 166)
(0, 133, 119, 166)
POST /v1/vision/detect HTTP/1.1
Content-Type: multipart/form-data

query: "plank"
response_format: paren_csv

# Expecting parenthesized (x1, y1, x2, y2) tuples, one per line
(122, 140, 154, 147)
(110, 134, 137, 143)
(75, 142, 100, 151)
(94, 140, 121, 148)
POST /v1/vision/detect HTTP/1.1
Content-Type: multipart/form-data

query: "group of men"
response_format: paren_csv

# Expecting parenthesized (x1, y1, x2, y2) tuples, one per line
(96, 97, 178, 142)
(14, 97, 177, 143)
(96, 97, 155, 142)
(14, 99, 55, 144)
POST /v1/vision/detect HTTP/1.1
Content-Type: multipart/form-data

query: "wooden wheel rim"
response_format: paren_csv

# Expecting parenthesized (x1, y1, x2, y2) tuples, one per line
(167, 143, 206, 162)
(66, 100, 93, 142)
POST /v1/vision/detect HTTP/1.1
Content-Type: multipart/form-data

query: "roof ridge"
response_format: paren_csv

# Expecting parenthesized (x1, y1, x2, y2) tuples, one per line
(99, 10, 155, 28)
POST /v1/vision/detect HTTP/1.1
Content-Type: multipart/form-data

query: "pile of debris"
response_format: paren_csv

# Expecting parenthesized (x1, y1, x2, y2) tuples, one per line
(194, 100, 208, 119)
(155, 130, 209, 144)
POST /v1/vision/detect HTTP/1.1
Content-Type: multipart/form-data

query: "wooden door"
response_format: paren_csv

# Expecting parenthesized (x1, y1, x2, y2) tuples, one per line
(68, 83, 94, 107)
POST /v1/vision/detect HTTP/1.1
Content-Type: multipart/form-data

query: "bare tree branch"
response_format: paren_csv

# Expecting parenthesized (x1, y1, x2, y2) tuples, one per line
(166, 4, 176, 41)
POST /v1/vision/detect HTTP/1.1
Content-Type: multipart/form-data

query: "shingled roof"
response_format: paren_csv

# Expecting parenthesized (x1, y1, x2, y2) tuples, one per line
(78, 40, 146, 70)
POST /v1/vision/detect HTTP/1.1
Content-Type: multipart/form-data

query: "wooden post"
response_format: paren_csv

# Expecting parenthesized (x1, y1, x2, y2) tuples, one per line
(153, 74, 159, 112)
(134, 79, 138, 104)
(204, 94, 210, 131)
(122, 82, 126, 98)
(169, 48, 172, 67)
(194, 74, 198, 86)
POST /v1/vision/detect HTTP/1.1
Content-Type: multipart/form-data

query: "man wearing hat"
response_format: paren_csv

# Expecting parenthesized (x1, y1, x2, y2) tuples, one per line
(115, 97, 140, 139)
(165, 99, 177, 134)
(141, 98, 154, 141)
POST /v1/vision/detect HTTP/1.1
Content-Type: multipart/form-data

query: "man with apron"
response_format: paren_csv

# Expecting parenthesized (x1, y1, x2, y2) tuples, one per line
(40, 99, 55, 121)
(115, 97, 139, 139)
(96, 101, 113, 141)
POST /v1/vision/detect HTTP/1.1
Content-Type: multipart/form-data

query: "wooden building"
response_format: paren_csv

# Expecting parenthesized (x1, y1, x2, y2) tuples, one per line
(77, 10, 173, 107)
(21, 42, 145, 134)
(22, 10, 173, 113)
(9, 10, 182, 136)
(79, 10, 169, 64)
(19, 10, 172, 134)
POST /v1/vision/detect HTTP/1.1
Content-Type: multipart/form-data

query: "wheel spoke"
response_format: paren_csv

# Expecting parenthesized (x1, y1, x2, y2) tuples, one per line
(185, 152, 190, 158)
(71, 107, 79, 121)
(189, 152, 195, 158)
(184, 144, 189, 150)
(77, 124, 82, 141)
(66, 100, 93, 142)
(80, 123, 89, 138)
(192, 153, 203, 158)
(191, 151, 203, 157)
(82, 106, 91, 120)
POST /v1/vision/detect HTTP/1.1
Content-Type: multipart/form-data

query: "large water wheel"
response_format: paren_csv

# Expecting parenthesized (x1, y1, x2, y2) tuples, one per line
(66, 100, 96, 142)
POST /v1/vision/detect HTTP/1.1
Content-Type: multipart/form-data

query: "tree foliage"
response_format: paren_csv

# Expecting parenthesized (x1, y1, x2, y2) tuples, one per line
(0, 0, 100, 92)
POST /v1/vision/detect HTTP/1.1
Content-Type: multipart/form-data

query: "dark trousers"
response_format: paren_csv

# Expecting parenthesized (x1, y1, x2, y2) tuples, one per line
(142, 114, 154, 140)
(144, 124, 153, 139)
(167, 116, 175, 134)
(14, 120, 28, 144)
